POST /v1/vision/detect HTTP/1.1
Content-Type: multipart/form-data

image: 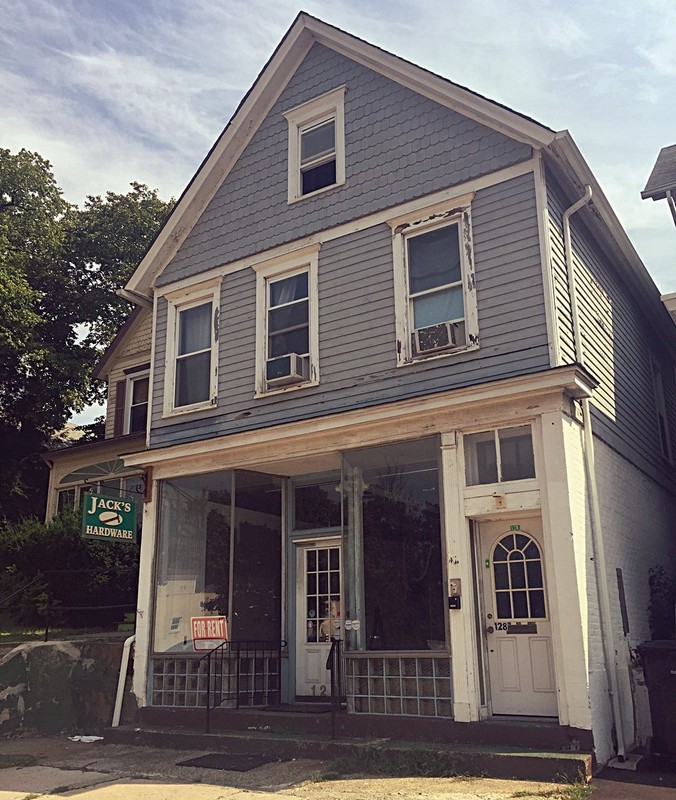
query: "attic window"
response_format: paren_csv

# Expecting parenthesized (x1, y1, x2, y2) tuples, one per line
(284, 86, 345, 203)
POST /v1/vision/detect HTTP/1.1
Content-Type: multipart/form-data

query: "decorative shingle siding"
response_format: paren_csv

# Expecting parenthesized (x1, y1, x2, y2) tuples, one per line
(150, 172, 550, 449)
(157, 43, 532, 287)
(546, 168, 676, 489)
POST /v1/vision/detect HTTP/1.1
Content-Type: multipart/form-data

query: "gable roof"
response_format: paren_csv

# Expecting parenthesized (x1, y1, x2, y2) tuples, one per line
(641, 144, 676, 201)
(91, 306, 149, 381)
(124, 11, 556, 299)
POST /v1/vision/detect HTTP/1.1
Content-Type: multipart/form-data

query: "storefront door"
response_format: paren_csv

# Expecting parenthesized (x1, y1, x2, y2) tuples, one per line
(479, 518, 557, 716)
(295, 538, 341, 698)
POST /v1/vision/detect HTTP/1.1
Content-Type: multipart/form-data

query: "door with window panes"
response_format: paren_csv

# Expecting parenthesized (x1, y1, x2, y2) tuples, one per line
(479, 518, 557, 716)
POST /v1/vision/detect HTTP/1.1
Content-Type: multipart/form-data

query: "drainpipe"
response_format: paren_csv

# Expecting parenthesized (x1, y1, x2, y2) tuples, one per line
(112, 634, 135, 728)
(563, 186, 626, 760)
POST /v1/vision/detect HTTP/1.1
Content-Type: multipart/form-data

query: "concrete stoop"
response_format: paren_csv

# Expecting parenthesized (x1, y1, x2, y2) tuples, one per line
(104, 724, 593, 783)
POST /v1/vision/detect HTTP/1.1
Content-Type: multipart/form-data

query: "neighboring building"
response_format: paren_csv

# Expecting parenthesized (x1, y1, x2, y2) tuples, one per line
(44, 308, 151, 520)
(113, 15, 674, 764)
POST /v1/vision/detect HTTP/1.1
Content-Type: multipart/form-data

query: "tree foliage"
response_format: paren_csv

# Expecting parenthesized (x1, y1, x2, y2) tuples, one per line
(0, 148, 172, 524)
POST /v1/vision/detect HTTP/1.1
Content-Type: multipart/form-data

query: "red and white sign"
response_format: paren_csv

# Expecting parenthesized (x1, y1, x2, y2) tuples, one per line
(191, 616, 228, 651)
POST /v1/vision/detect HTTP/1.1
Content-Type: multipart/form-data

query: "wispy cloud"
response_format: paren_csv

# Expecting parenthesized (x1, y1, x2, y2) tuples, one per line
(0, 0, 674, 291)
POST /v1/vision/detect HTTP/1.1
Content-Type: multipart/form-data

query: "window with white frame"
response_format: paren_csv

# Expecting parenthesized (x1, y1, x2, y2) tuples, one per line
(464, 425, 536, 485)
(126, 372, 149, 434)
(284, 86, 345, 203)
(390, 196, 478, 365)
(253, 246, 319, 395)
(164, 283, 220, 415)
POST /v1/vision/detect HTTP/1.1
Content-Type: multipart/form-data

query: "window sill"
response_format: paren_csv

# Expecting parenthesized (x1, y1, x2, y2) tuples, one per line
(254, 379, 319, 399)
(162, 400, 218, 419)
(397, 342, 479, 367)
(288, 178, 345, 205)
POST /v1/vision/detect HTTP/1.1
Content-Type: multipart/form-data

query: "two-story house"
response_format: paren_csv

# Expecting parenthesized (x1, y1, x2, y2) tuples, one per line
(44, 307, 151, 520)
(111, 14, 675, 765)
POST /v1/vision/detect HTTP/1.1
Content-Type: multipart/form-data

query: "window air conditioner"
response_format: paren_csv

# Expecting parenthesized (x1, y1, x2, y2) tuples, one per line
(413, 321, 457, 354)
(266, 353, 309, 386)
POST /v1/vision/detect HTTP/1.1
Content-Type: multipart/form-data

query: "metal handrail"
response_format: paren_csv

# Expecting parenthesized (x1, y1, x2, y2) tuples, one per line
(198, 639, 284, 733)
(326, 637, 346, 738)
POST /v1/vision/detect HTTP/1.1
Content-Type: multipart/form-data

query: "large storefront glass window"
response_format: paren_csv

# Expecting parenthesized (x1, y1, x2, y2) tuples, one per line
(342, 438, 445, 652)
(153, 470, 281, 653)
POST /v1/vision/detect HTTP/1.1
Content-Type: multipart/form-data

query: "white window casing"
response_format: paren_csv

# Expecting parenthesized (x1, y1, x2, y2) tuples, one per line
(284, 86, 346, 204)
(253, 244, 320, 397)
(162, 278, 221, 417)
(389, 193, 478, 366)
(125, 370, 150, 434)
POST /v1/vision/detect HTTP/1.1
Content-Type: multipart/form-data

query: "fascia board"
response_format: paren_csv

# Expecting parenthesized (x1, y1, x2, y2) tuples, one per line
(125, 21, 314, 298)
(548, 132, 676, 355)
(303, 15, 556, 150)
(126, 13, 555, 299)
(92, 307, 146, 381)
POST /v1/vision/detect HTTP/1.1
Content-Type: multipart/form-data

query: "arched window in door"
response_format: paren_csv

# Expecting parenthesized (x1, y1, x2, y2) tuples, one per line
(492, 533, 546, 620)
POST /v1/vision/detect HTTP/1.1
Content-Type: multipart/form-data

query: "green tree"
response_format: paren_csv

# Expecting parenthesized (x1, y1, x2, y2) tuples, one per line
(0, 148, 172, 524)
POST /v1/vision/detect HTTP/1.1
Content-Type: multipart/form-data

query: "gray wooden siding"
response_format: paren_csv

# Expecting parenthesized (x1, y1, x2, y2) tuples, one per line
(150, 172, 550, 449)
(546, 168, 676, 488)
(157, 42, 532, 288)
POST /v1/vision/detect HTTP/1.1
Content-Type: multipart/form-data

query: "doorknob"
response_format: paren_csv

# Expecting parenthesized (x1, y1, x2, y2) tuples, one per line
(486, 626, 495, 634)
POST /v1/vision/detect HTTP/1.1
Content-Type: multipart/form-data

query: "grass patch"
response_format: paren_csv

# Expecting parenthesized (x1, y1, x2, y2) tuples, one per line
(511, 773, 594, 800)
(321, 748, 473, 779)
(0, 754, 38, 769)
(0, 625, 117, 642)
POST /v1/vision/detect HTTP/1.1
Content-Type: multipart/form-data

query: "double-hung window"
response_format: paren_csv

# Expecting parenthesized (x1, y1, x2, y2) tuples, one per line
(254, 245, 319, 395)
(163, 281, 220, 415)
(126, 372, 149, 433)
(390, 195, 478, 365)
(284, 86, 345, 203)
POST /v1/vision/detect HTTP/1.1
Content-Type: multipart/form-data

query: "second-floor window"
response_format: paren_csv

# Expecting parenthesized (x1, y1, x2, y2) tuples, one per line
(163, 282, 220, 415)
(126, 373, 149, 433)
(390, 197, 478, 365)
(254, 245, 319, 395)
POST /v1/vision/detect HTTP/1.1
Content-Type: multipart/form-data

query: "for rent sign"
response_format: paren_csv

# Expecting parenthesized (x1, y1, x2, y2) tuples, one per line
(81, 493, 138, 543)
(191, 616, 228, 651)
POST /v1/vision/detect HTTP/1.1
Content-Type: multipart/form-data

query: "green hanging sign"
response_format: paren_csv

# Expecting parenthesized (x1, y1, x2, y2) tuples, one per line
(81, 493, 138, 543)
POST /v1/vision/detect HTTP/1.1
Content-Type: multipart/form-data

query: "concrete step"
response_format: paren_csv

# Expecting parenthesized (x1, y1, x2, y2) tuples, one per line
(105, 724, 593, 782)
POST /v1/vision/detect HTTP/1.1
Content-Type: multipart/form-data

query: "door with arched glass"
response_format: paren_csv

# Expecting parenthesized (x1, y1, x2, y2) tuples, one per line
(479, 519, 557, 716)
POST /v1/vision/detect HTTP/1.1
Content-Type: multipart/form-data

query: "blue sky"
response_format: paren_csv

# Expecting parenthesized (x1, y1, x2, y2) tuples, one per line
(2, 1, 675, 421)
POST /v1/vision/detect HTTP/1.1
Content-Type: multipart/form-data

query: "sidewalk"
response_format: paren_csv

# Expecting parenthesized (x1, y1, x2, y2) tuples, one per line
(0, 735, 675, 799)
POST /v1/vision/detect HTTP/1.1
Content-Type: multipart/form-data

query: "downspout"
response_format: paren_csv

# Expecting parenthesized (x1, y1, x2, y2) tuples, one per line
(563, 185, 626, 760)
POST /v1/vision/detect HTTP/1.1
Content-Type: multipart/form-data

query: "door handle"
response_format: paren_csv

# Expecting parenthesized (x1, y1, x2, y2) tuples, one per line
(486, 626, 494, 634)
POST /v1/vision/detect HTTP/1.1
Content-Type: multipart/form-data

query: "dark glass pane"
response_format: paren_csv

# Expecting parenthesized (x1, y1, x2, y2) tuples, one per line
(308, 573, 316, 594)
(524, 542, 540, 559)
(476, 440, 498, 484)
(318, 572, 328, 594)
(329, 548, 339, 569)
(530, 590, 546, 618)
(175, 351, 210, 407)
(526, 560, 543, 588)
(307, 596, 317, 617)
(294, 483, 341, 530)
(318, 550, 328, 570)
(515, 534, 529, 550)
(270, 273, 308, 306)
(129, 403, 148, 433)
(307, 550, 316, 571)
(330, 572, 340, 593)
(500, 535, 515, 552)
(178, 303, 211, 355)
(493, 562, 509, 590)
(408, 225, 461, 293)
(302, 159, 336, 194)
(493, 543, 509, 562)
(510, 561, 526, 589)
(301, 119, 335, 162)
(508, 550, 524, 561)
(268, 327, 309, 358)
(496, 591, 511, 619)
(132, 377, 149, 403)
(499, 430, 536, 481)
(512, 590, 528, 618)
(268, 300, 308, 333)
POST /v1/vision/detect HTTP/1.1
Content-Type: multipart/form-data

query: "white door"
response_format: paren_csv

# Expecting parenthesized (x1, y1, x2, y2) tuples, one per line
(295, 539, 341, 698)
(479, 519, 557, 716)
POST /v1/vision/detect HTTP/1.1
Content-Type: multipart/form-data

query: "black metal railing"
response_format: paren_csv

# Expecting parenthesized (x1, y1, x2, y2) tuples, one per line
(199, 639, 284, 733)
(326, 637, 346, 738)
